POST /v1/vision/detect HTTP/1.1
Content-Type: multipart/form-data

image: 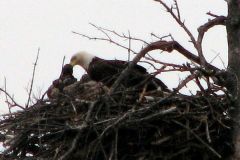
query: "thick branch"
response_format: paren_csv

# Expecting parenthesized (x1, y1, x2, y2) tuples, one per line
(197, 16, 226, 67)
(197, 16, 227, 49)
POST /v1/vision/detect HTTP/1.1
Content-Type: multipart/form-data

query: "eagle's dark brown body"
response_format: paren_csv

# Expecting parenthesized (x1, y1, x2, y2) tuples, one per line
(87, 57, 168, 92)
(47, 64, 77, 98)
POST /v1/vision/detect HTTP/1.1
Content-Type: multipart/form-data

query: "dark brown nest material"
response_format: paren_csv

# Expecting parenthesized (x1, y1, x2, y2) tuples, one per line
(0, 77, 234, 160)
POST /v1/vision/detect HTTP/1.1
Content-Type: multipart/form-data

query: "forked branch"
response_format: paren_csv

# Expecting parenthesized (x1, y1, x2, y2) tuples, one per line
(154, 0, 226, 68)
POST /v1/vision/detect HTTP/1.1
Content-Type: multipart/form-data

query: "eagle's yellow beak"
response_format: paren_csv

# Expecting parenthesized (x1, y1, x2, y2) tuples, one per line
(70, 59, 77, 66)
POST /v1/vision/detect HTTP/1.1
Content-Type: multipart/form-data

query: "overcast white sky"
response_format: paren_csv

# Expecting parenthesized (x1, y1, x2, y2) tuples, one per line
(0, 0, 227, 113)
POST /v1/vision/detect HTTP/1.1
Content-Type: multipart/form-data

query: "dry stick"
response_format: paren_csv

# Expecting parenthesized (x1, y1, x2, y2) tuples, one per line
(0, 88, 25, 110)
(61, 56, 66, 69)
(92, 126, 108, 160)
(89, 23, 149, 45)
(98, 110, 131, 141)
(137, 106, 177, 122)
(151, 33, 172, 40)
(26, 48, 40, 108)
(4, 77, 11, 113)
(207, 11, 222, 18)
(174, 0, 181, 20)
(173, 74, 196, 93)
(140, 60, 159, 70)
(85, 101, 97, 122)
(205, 119, 212, 143)
(144, 54, 190, 72)
(72, 31, 137, 54)
(91, 23, 112, 40)
(195, 76, 205, 92)
(128, 30, 131, 62)
(209, 52, 221, 64)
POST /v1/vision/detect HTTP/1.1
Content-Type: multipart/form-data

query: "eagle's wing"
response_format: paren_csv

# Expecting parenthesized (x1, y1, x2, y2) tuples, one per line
(106, 60, 147, 74)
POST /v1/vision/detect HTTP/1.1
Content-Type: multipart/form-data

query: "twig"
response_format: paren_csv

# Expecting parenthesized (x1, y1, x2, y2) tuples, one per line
(0, 88, 25, 110)
(205, 119, 212, 143)
(72, 31, 137, 54)
(154, 1, 197, 52)
(4, 77, 11, 113)
(154, 0, 214, 67)
(128, 30, 131, 62)
(26, 48, 40, 108)
(151, 33, 172, 40)
(89, 23, 149, 45)
(135, 106, 177, 122)
(207, 12, 222, 18)
(61, 56, 66, 69)
(85, 101, 97, 122)
(174, 0, 181, 20)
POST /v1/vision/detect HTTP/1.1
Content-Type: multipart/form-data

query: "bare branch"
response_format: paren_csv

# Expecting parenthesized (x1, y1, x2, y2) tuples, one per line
(197, 16, 226, 48)
(4, 78, 11, 113)
(154, 0, 208, 66)
(89, 23, 149, 45)
(61, 56, 66, 69)
(72, 31, 137, 54)
(26, 48, 40, 108)
(174, 0, 181, 20)
(0, 87, 25, 110)
(128, 30, 131, 61)
(154, 1, 196, 48)
(151, 33, 172, 40)
(196, 15, 226, 68)
(206, 12, 222, 18)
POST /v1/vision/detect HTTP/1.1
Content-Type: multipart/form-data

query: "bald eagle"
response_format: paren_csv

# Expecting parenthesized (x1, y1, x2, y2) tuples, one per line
(70, 51, 169, 92)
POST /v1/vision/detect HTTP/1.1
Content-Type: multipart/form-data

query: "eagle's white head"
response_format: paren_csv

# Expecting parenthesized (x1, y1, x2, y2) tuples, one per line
(70, 51, 95, 70)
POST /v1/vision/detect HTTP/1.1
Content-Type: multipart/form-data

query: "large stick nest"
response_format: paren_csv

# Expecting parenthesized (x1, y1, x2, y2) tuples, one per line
(0, 72, 234, 160)
(0, 1, 231, 159)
